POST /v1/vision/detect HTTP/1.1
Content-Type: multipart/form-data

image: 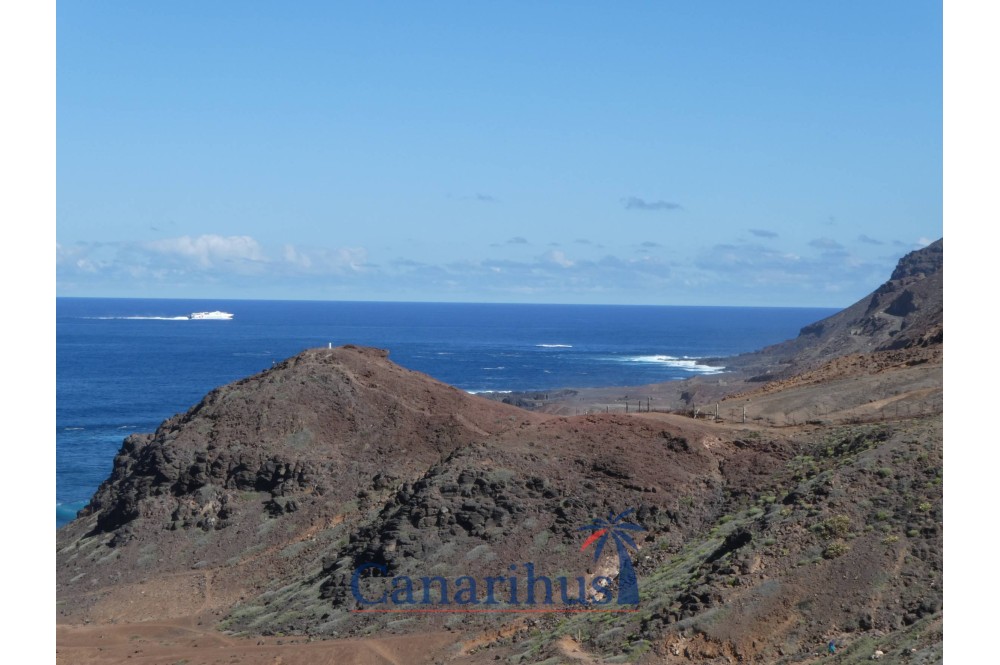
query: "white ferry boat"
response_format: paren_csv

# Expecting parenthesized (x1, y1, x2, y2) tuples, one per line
(189, 311, 234, 320)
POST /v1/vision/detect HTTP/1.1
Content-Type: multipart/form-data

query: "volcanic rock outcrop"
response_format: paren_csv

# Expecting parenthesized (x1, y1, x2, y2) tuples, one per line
(732, 239, 943, 376)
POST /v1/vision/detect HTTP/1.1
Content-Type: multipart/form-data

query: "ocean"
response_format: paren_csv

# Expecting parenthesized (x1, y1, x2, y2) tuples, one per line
(56, 298, 836, 527)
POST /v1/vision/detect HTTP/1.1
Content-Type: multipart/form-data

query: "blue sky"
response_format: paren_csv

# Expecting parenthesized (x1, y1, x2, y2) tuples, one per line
(56, 2, 942, 306)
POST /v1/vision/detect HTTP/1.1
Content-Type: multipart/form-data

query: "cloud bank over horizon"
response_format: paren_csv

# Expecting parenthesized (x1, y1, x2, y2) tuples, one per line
(56, 232, 937, 307)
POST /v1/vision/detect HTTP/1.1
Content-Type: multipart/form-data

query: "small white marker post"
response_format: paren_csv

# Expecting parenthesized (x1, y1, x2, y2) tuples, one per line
(328, 342, 332, 349)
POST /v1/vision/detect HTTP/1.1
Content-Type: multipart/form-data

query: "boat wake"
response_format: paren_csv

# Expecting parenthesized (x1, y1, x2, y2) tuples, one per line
(84, 310, 234, 321)
(87, 316, 191, 321)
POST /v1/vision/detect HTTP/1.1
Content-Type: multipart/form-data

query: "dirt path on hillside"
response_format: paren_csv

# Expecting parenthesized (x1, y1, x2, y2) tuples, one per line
(57, 621, 458, 665)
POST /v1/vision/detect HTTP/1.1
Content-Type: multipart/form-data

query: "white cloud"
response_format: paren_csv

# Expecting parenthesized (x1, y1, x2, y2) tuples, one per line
(338, 247, 368, 272)
(546, 250, 574, 268)
(145, 234, 265, 268)
(282, 244, 312, 269)
(75, 259, 98, 273)
(278, 244, 369, 274)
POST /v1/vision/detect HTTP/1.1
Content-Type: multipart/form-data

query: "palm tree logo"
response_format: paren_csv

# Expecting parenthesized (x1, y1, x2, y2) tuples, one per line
(578, 507, 644, 605)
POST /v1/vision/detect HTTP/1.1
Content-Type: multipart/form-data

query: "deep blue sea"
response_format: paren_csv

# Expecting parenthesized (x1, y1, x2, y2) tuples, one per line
(56, 298, 836, 527)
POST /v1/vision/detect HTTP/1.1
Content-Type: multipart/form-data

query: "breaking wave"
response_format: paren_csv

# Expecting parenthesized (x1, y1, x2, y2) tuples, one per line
(618, 355, 725, 374)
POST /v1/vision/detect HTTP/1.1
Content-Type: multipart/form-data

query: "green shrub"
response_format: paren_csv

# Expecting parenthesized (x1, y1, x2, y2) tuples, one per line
(812, 515, 851, 539)
(822, 540, 850, 559)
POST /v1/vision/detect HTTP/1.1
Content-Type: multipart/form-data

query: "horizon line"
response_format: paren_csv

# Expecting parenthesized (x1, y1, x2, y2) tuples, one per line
(54, 295, 843, 311)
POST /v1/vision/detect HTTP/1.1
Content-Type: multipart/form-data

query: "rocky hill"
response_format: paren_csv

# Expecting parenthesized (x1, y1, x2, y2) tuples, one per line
(61, 345, 541, 586)
(730, 239, 942, 378)
(56, 247, 943, 664)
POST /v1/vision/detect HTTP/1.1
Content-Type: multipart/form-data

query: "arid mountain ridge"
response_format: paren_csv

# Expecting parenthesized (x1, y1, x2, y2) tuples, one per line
(57, 240, 943, 664)
(728, 238, 942, 378)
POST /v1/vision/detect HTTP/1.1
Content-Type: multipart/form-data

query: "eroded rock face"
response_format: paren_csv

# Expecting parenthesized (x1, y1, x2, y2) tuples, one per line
(725, 239, 943, 376)
(889, 239, 942, 281)
(83, 430, 321, 533)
